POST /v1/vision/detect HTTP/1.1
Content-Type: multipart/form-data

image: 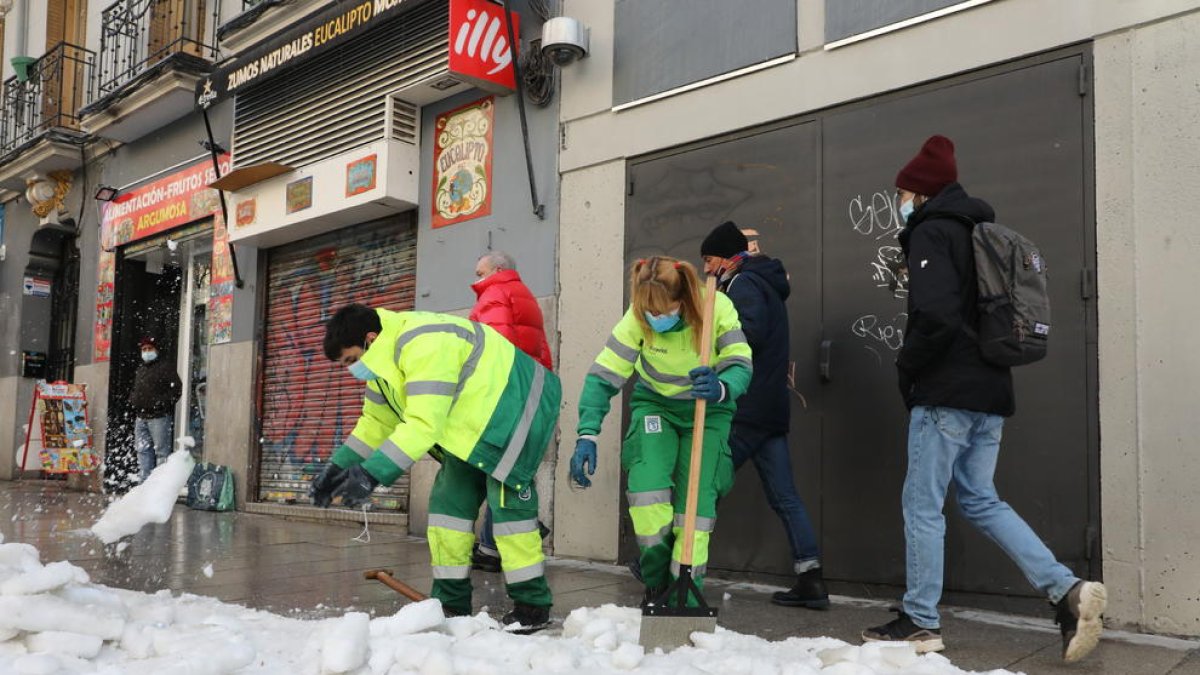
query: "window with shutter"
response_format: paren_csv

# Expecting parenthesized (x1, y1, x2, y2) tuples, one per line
(42, 0, 85, 129)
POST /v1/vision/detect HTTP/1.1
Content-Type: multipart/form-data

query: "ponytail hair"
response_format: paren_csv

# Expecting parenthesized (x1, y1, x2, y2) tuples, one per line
(629, 256, 705, 353)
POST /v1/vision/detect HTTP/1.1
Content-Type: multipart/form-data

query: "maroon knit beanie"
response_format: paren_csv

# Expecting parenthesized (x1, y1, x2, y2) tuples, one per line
(895, 135, 957, 196)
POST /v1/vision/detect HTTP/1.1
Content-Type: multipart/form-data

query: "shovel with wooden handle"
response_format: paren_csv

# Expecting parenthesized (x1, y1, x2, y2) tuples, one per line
(639, 273, 721, 652)
(364, 569, 428, 602)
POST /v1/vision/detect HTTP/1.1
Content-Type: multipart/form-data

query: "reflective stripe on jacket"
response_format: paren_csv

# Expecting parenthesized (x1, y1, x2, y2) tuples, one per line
(577, 290, 752, 437)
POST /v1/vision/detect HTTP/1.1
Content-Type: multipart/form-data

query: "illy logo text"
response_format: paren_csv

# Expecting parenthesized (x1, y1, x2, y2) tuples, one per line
(453, 8, 513, 75)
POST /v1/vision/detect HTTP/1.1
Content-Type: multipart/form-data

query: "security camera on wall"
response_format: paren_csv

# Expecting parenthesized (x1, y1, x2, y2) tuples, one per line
(541, 17, 589, 67)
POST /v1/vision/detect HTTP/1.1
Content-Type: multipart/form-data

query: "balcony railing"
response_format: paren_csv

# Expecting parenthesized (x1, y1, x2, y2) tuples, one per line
(94, 0, 221, 102)
(0, 42, 96, 159)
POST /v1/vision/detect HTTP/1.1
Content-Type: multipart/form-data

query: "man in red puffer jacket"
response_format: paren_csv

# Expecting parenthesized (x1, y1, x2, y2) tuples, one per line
(471, 252, 553, 369)
(470, 251, 553, 572)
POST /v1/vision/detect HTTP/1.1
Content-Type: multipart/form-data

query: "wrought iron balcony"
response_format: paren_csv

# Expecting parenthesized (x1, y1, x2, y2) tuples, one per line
(0, 42, 95, 160)
(93, 0, 222, 103)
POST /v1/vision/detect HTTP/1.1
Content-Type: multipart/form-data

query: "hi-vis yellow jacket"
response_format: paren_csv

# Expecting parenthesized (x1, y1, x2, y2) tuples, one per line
(331, 309, 560, 492)
(577, 291, 752, 436)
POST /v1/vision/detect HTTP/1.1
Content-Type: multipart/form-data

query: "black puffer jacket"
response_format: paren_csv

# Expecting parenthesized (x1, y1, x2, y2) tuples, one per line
(897, 182, 1014, 416)
(131, 358, 183, 418)
(721, 255, 791, 433)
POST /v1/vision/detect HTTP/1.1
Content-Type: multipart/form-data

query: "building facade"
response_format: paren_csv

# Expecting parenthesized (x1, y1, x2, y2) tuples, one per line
(0, 0, 560, 531)
(549, 0, 1200, 638)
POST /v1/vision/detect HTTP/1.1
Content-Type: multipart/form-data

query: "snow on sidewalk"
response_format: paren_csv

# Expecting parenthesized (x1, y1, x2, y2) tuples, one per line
(0, 537, 1021, 675)
(0, 449, 1024, 673)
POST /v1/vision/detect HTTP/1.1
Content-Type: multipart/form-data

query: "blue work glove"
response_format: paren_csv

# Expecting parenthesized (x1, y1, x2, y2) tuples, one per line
(570, 438, 598, 488)
(689, 366, 725, 402)
(331, 464, 380, 509)
(310, 462, 347, 508)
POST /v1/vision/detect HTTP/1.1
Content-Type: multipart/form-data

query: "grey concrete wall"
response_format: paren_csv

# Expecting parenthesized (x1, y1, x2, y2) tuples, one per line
(552, 160, 626, 562)
(0, 201, 40, 379)
(0, 196, 52, 478)
(0, 377, 20, 480)
(413, 3, 559, 314)
(204, 340, 256, 508)
(558, 0, 1200, 172)
(1095, 13, 1200, 637)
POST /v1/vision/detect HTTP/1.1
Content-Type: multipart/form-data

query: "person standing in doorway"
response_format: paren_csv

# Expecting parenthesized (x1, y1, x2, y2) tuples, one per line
(699, 221, 829, 609)
(131, 336, 182, 482)
(861, 135, 1106, 661)
(469, 251, 553, 572)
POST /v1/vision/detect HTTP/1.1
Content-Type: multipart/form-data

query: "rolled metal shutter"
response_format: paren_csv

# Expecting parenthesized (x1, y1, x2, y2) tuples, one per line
(258, 216, 417, 511)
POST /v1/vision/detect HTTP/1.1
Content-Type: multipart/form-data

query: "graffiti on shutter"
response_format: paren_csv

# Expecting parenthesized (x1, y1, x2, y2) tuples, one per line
(258, 216, 417, 511)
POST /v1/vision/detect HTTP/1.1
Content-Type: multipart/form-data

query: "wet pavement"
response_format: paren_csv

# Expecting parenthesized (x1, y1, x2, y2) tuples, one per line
(2, 479, 1197, 674)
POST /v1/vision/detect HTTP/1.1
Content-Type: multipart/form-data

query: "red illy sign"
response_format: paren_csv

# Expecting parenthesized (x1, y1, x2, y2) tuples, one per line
(448, 0, 520, 94)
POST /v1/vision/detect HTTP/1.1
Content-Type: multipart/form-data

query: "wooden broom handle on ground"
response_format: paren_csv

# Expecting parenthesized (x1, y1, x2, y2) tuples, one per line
(364, 569, 427, 602)
(681, 274, 719, 566)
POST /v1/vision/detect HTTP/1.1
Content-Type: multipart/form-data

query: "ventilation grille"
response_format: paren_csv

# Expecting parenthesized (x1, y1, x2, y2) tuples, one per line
(389, 96, 419, 145)
(232, 0, 447, 169)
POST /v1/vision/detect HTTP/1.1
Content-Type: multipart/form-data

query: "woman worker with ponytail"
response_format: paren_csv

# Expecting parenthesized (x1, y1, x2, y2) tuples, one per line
(569, 256, 753, 605)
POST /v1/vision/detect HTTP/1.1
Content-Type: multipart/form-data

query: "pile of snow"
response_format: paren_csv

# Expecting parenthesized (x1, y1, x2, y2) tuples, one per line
(0, 540, 1022, 675)
(90, 450, 195, 544)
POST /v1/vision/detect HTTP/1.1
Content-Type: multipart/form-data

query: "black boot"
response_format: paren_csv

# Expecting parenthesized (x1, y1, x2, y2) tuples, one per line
(501, 603, 551, 633)
(771, 567, 830, 609)
(471, 543, 502, 573)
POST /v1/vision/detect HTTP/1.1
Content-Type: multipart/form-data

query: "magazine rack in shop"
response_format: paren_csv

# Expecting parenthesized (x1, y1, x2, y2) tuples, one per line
(19, 380, 97, 475)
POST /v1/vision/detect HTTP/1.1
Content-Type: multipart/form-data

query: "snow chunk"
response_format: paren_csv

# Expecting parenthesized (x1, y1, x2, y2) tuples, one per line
(25, 631, 103, 659)
(0, 544, 41, 572)
(90, 450, 194, 543)
(321, 611, 370, 673)
(12, 653, 60, 675)
(201, 563, 213, 578)
(610, 642, 644, 670)
(1, 561, 89, 595)
(0, 594, 126, 640)
(369, 598, 444, 638)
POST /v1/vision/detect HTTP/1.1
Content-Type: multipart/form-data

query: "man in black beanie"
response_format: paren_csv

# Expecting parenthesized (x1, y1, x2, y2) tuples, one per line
(700, 221, 828, 609)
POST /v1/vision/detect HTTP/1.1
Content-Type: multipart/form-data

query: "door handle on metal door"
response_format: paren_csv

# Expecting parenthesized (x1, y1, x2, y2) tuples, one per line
(819, 340, 832, 382)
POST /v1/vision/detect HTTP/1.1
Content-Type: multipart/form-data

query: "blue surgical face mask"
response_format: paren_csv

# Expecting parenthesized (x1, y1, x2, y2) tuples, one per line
(644, 309, 681, 333)
(141, 350, 158, 363)
(899, 198, 916, 223)
(348, 359, 377, 381)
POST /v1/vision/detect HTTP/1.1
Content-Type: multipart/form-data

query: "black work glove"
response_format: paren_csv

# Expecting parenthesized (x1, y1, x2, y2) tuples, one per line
(310, 463, 347, 508)
(332, 464, 380, 509)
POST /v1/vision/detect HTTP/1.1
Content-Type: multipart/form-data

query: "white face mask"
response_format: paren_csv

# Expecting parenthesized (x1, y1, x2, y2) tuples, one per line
(142, 350, 158, 363)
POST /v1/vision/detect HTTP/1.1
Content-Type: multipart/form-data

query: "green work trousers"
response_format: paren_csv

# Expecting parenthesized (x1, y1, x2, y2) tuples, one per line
(426, 453, 550, 615)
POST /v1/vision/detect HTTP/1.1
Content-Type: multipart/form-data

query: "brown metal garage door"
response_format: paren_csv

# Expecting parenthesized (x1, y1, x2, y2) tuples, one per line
(257, 215, 417, 511)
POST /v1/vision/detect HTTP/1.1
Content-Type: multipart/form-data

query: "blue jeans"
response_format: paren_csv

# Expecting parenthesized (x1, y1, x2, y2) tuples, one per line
(902, 406, 1079, 628)
(478, 505, 498, 555)
(135, 415, 174, 482)
(729, 423, 821, 569)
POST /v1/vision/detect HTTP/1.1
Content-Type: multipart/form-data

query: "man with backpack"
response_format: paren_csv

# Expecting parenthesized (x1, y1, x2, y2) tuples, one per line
(861, 136, 1106, 662)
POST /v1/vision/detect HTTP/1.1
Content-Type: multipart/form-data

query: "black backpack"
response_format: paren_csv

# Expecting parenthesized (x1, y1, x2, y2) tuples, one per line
(961, 219, 1052, 367)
